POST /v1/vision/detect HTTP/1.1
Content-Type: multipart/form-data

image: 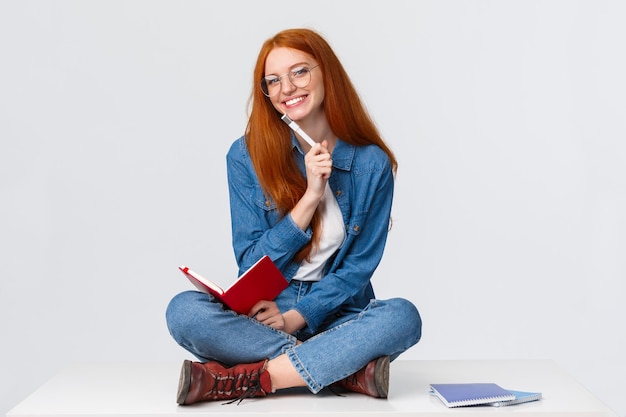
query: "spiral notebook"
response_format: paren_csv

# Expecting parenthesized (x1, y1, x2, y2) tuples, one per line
(429, 383, 516, 407)
(489, 390, 543, 407)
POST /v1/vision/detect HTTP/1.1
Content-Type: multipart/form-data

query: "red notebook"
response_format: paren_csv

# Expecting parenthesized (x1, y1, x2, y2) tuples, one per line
(179, 255, 288, 315)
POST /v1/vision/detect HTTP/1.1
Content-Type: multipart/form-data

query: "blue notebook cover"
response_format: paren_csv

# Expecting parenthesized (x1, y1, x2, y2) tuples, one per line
(429, 383, 516, 407)
(490, 390, 543, 407)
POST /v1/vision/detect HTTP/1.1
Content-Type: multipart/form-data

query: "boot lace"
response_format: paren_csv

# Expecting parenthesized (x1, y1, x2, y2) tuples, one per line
(201, 367, 264, 405)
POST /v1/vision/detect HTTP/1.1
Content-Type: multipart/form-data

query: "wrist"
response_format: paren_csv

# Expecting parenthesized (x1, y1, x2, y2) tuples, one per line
(291, 192, 322, 231)
(282, 310, 306, 334)
(301, 188, 324, 206)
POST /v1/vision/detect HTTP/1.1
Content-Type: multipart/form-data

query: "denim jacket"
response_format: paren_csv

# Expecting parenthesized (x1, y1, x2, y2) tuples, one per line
(226, 134, 394, 332)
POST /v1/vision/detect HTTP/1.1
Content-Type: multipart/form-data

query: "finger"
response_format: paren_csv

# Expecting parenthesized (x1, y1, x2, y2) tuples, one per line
(308, 142, 330, 157)
(259, 312, 279, 326)
(307, 142, 321, 155)
(247, 300, 268, 317)
(320, 139, 331, 153)
(264, 315, 284, 330)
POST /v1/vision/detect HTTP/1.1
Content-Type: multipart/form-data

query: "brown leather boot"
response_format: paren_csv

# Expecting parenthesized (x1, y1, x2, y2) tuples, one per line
(331, 356, 390, 398)
(177, 359, 273, 405)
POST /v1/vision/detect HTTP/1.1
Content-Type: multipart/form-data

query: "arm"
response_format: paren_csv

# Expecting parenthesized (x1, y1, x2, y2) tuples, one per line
(226, 137, 311, 275)
(226, 137, 332, 276)
(293, 146, 395, 332)
(289, 139, 332, 231)
(227, 137, 332, 331)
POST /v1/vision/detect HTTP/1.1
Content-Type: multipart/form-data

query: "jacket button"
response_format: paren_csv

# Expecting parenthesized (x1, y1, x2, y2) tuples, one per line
(265, 200, 271, 207)
(353, 225, 360, 232)
(336, 190, 342, 197)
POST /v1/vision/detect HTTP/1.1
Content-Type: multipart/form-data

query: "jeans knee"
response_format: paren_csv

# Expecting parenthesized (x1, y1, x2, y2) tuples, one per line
(165, 290, 202, 342)
(389, 297, 422, 345)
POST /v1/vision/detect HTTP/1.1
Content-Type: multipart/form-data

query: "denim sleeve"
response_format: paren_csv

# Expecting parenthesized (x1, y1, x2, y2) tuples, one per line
(294, 149, 395, 332)
(226, 137, 311, 277)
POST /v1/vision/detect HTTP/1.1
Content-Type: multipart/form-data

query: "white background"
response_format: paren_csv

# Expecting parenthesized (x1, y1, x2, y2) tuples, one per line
(1, 1, 624, 415)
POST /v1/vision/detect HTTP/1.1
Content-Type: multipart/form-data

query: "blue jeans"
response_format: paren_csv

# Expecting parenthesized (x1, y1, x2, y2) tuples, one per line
(166, 280, 422, 393)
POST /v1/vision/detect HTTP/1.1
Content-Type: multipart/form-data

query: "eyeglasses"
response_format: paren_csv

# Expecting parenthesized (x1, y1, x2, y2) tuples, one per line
(260, 65, 319, 97)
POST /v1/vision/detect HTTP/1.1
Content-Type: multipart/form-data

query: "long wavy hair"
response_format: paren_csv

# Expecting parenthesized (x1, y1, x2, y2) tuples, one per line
(245, 28, 397, 261)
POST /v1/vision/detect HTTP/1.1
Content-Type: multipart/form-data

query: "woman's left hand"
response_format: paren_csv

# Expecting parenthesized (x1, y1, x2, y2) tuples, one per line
(248, 301, 306, 334)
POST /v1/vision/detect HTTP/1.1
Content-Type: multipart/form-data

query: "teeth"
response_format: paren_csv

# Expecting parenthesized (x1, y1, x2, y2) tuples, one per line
(285, 96, 305, 106)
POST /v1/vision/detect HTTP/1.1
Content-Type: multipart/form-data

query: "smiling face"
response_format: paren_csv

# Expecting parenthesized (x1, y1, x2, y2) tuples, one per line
(264, 47, 325, 124)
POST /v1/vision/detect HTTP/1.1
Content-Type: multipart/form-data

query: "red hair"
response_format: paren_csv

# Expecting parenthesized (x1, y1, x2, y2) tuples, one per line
(245, 28, 397, 261)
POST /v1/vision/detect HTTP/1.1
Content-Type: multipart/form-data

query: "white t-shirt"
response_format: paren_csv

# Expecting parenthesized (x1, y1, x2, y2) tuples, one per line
(292, 184, 346, 281)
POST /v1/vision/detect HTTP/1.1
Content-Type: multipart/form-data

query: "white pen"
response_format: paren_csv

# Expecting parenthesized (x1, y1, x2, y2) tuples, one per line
(280, 114, 317, 148)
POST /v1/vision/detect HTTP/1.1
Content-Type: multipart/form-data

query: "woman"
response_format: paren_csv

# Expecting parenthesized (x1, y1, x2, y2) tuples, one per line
(166, 28, 421, 405)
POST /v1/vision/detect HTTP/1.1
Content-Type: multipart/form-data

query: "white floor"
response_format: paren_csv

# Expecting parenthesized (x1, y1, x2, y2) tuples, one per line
(7, 359, 618, 417)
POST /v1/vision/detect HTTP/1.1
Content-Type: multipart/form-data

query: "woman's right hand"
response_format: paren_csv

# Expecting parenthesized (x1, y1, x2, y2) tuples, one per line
(289, 140, 332, 231)
(304, 139, 332, 200)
